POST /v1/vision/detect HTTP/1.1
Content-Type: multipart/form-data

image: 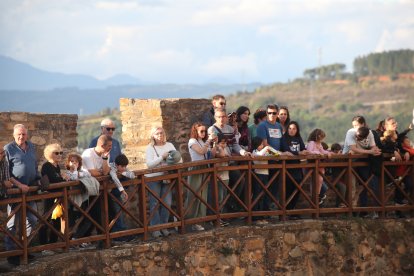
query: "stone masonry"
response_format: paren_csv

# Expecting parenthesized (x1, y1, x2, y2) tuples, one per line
(5, 219, 414, 275)
(0, 112, 78, 166)
(120, 98, 211, 170)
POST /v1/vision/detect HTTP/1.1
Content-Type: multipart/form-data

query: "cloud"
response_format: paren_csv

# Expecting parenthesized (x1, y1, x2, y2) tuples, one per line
(201, 53, 259, 78)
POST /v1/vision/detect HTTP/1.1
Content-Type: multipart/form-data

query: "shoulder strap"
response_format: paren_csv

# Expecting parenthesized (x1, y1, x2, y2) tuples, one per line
(153, 146, 159, 157)
(213, 125, 223, 134)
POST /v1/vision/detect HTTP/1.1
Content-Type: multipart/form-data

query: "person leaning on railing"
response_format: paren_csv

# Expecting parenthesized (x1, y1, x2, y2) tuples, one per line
(4, 124, 40, 266)
(186, 122, 216, 231)
(39, 143, 69, 249)
(145, 126, 179, 238)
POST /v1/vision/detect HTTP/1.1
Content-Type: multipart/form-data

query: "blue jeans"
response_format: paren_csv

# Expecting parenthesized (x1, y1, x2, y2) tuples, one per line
(5, 201, 38, 251)
(109, 189, 126, 232)
(148, 181, 172, 226)
(356, 166, 379, 207)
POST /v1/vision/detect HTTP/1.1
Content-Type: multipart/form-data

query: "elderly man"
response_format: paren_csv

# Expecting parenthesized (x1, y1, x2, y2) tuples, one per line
(89, 118, 121, 163)
(202, 94, 226, 128)
(4, 124, 39, 265)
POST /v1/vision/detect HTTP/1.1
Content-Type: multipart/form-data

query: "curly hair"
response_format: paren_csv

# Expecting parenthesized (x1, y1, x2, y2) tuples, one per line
(65, 153, 83, 171)
(44, 143, 63, 163)
(253, 109, 267, 125)
(307, 128, 326, 142)
(190, 122, 207, 142)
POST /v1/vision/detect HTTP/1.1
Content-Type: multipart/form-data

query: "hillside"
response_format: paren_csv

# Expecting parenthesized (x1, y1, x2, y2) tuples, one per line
(225, 79, 414, 144)
(76, 79, 413, 149)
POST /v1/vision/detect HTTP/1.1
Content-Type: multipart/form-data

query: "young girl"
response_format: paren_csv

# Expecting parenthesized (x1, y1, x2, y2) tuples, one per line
(251, 136, 271, 213)
(65, 153, 91, 180)
(281, 121, 308, 212)
(214, 133, 231, 226)
(306, 128, 332, 205)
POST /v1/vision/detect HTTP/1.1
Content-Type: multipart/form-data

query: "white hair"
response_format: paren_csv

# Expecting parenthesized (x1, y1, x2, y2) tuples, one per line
(100, 118, 114, 127)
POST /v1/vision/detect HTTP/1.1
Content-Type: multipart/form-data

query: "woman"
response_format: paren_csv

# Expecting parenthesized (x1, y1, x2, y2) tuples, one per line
(235, 106, 251, 150)
(277, 106, 291, 134)
(281, 121, 308, 214)
(186, 122, 215, 231)
(145, 126, 179, 238)
(248, 108, 267, 142)
(39, 143, 69, 245)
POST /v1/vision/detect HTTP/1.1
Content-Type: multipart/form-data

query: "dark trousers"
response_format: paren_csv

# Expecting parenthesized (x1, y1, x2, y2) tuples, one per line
(252, 173, 269, 212)
(39, 198, 60, 244)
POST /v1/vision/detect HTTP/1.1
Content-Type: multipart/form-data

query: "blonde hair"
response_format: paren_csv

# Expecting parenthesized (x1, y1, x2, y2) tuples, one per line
(381, 130, 397, 142)
(149, 126, 166, 146)
(44, 143, 62, 162)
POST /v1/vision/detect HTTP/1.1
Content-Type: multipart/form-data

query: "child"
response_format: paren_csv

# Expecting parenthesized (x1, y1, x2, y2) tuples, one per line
(330, 143, 347, 207)
(65, 153, 91, 180)
(108, 154, 136, 241)
(214, 133, 232, 226)
(251, 136, 271, 214)
(394, 136, 413, 210)
(306, 129, 333, 205)
(380, 130, 399, 156)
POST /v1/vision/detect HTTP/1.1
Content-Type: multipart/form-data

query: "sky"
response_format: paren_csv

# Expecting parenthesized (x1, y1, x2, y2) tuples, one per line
(0, 0, 413, 84)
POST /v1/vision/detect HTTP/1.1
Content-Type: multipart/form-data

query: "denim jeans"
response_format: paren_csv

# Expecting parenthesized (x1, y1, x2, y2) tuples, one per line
(5, 201, 38, 251)
(109, 189, 126, 232)
(356, 166, 379, 207)
(148, 181, 172, 226)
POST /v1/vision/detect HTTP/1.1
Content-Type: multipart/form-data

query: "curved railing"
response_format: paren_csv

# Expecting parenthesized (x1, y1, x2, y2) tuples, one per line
(1, 154, 413, 264)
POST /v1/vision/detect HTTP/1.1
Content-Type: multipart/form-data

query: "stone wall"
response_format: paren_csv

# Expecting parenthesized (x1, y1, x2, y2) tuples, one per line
(6, 219, 414, 275)
(120, 98, 211, 170)
(0, 112, 78, 166)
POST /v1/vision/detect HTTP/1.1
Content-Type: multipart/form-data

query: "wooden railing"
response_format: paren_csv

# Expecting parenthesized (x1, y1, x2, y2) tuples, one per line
(1, 154, 413, 264)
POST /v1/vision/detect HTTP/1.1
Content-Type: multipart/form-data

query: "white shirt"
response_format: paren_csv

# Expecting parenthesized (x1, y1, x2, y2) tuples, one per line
(342, 128, 376, 154)
(252, 147, 270, 175)
(109, 163, 136, 192)
(82, 148, 109, 172)
(188, 138, 207, 161)
(145, 142, 177, 177)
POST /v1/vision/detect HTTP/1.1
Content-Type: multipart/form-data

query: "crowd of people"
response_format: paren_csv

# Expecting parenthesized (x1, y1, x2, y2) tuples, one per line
(1, 95, 414, 266)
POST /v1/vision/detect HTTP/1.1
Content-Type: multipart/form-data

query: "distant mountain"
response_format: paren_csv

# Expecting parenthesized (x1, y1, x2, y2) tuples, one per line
(102, 74, 142, 87)
(0, 55, 104, 90)
(0, 55, 263, 114)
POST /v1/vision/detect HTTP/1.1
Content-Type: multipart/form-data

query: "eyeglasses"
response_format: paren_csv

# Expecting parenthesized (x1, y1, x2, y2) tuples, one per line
(106, 127, 116, 131)
(199, 130, 206, 133)
(219, 102, 226, 106)
(54, 152, 63, 155)
(267, 112, 277, 115)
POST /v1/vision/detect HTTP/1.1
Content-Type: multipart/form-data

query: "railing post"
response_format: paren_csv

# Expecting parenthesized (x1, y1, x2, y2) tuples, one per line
(347, 157, 353, 217)
(380, 160, 386, 218)
(63, 187, 70, 252)
(102, 179, 110, 248)
(247, 159, 252, 225)
(313, 158, 319, 219)
(281, 159, 286, 221)
(176, 170, 185, 234)
(140, 175, 148, 241)
(212, 162, 219, 226)
(21, 193, 28, 265)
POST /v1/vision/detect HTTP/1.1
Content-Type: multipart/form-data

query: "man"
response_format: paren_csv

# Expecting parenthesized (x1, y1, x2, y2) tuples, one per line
(207, 108, 251, 157)
(4, 124, 39, 265)
(84, 135, 129, 239)
(83, 134, 112, 177)
(256, 105, 292, 210)
(343, 125, 381, 210)
(202, 94, 226, 128)
(89, 118, 121, 163)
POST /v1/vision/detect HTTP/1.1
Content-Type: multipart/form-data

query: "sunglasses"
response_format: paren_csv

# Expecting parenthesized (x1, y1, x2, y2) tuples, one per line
(54, 151, 63, 155)
(267, 112, 277, 115)
(106, 127, 116, 131)
(199, 130, 206, 133)
(219, 102, 226, 106)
